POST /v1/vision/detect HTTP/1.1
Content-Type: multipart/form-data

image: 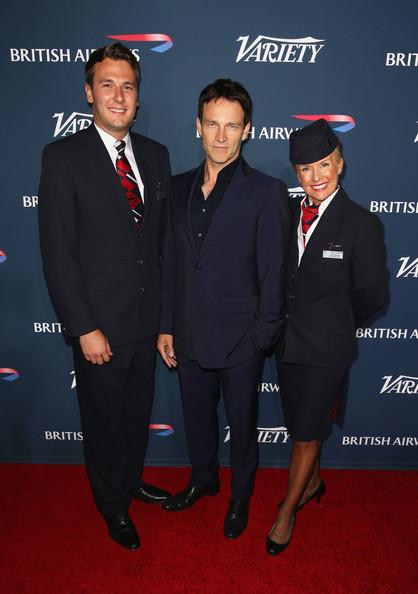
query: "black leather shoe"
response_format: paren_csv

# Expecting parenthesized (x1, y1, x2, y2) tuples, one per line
(131, 482, 171, 504)
(162, 478, 220, 511)
(105, 514, 140, 550)
(223, 498, 249, 539)
(297, 480, 326, 511)
(266, 515, 295, 556)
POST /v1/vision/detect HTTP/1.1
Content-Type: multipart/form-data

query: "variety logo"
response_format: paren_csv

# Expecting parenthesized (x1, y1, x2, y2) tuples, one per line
(0, 368, 20, 381)
(0, 250, 7, 264)
(356, 328, 418, 340)
(396, 257, 418, 278)
(414, 122, 418, 143)
(380, 375, 418, 395)
(107, 33, 173, 53)
(385, 52, 418, 67)
(293, 114, 355, 133)
(52, 112, 92, 138)
(224, 426, 290, 444)
(370, 201, 418, 214)
(149, 424, 174, 437)
(342, 435, 418, 446)
(236, 35, 325, 63)
(70, 371, 76, 390)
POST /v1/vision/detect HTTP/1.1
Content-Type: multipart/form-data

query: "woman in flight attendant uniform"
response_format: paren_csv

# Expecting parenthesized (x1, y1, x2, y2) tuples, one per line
(267, 119, 388, 555)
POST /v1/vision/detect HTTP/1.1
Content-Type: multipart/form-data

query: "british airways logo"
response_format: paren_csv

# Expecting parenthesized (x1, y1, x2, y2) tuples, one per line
(107, 34, 173, 53)
(0, 250, 7, 264)
(0, 368, 20, 382)
(149, 424, 174, 437)
(293, 114, 356, 133)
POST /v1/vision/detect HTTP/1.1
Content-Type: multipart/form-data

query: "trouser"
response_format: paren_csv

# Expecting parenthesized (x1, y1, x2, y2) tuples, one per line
(73, 337, 156, 517)
(177, 349, 265, 500)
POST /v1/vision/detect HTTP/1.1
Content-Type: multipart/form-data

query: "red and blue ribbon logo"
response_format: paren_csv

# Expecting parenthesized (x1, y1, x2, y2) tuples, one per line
(293, 114, 356, 133)
(107, 34, 173, 53)
(0, 368, 20, 381)
(0, 250, 7, 264)
(149, 423, 174, 437)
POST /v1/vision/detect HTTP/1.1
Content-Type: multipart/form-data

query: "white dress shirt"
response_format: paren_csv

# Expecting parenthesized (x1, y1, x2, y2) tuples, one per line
(297, 186, 340, 266)
(94, 123, 145, 202)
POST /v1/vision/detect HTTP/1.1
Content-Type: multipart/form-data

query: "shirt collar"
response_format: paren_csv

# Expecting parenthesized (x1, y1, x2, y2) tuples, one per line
(300, 185, 340, 215)
(94, 123, 131, 153)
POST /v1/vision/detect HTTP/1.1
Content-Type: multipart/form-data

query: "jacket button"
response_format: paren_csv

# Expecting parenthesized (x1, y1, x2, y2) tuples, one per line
(137, 259, 143, 265)
(285, 314, 291, 319)
(195, 264, 202, 271)
(138, 232, 143, 238)
(138, 287, 144, 293)
(289, 295, 294, 301)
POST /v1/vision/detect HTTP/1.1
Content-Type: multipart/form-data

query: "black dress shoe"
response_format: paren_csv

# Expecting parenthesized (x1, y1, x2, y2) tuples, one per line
(297, 480, 326, 511)
(131, 482, 171, 504)
(266, 515, 295, 556)
(105, 514, 140, 550)
(162, 478, 220, 511)
(223, 498, 249, 539)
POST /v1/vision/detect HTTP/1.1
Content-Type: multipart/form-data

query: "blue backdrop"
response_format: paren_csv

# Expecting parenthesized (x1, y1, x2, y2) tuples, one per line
(1, 0, 417, 469)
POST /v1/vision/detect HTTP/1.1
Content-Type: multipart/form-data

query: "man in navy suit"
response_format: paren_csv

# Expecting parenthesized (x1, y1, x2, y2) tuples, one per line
(158, 79, 289, 538)
(38, 43, 171, 550)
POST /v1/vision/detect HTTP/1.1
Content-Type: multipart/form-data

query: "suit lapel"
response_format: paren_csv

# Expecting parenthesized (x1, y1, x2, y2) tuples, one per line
(298, 188, 347, 272)
(80, 125, 139, 229)
(131, 135, 153, 231)
(183, 164, 204, 256)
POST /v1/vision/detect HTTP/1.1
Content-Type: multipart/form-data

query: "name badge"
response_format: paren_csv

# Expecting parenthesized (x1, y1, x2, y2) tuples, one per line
(323, 250, 343, 259)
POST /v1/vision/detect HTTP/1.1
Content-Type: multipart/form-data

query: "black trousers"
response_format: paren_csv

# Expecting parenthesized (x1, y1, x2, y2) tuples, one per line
(177, 349, 265, 500)
(73, 337, 156, 517)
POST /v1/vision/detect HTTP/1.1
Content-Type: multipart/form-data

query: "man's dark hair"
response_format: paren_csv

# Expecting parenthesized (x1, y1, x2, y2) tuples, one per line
(85, 43, 140, 87)
(197, 78, 252, 125)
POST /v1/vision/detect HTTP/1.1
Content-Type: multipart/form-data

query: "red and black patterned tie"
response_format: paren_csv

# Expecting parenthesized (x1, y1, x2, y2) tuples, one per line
(301, 197, 319, 244)
(114, 140, 144, 224)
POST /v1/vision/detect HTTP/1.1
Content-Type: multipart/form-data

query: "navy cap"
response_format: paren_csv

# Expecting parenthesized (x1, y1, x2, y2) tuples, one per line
(289, 118, 339, 165)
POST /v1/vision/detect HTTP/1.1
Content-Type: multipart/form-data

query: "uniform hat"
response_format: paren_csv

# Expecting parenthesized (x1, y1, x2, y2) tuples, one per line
(289, 118, 339, 165)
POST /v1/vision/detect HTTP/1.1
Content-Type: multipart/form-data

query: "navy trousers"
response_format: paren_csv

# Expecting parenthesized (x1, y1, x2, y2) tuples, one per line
(177, 349, 265, 500)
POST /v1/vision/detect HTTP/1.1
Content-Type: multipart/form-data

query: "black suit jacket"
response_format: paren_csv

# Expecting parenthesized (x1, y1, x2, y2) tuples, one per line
(160, 159, 290, 368)
(279, 188, 389, 367)
(38, 124, 171, 346)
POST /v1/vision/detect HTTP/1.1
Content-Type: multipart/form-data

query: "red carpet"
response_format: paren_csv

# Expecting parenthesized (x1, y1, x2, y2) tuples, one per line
(1, 465, 417, 594)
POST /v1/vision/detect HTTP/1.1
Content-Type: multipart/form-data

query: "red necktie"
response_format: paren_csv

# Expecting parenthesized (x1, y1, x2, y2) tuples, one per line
(301, 198, 319, 244)
(114, 140, 144, 224)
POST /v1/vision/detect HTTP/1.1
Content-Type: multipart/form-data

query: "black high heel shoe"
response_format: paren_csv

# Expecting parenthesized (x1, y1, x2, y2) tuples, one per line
(297, 479, 326, 511)
(266, 515, 295, 556)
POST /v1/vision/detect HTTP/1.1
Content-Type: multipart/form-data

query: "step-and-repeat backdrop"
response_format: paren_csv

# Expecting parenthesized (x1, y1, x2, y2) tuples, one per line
(1, 0, 417, 469)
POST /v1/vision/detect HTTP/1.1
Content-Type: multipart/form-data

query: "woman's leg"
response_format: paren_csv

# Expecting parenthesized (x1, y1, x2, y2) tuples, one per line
(269, 439, 320, 544)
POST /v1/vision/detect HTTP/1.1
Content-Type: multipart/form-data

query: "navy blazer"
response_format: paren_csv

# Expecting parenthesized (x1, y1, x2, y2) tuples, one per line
(279, 188, 389, 367)
(160, 159, 290, 368)
(38, 124, 171, 346)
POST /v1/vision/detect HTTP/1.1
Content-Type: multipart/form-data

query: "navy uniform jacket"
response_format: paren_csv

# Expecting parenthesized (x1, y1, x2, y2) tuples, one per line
(279, 188, 389, 368)
(38, 123, 171, 346)
(160, 158, 290, 368)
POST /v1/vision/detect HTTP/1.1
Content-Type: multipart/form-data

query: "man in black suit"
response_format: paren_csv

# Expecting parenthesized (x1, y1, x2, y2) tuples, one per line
(38, 43, 171, 550)
(157, 79, 289, 539)
(266, 119, 388, 554)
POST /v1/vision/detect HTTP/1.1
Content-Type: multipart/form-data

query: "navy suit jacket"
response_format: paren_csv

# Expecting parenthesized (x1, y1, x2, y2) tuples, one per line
(38, 124, 171, 346)
(279, 187, 389, 367)
(160, 159, 290, 368)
